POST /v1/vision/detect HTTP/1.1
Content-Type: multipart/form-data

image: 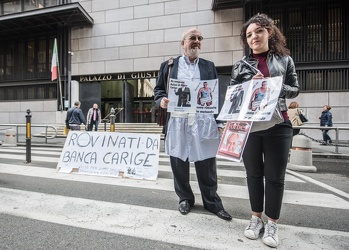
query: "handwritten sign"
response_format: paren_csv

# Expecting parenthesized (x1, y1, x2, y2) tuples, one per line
(57, 131, 160, 180)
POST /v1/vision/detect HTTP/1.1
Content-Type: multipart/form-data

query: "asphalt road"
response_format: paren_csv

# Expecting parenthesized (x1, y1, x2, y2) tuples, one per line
(0, 145, 348, 250)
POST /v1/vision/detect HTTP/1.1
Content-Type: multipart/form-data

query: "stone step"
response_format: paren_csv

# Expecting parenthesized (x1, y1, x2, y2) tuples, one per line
(33, 123, 164, 139)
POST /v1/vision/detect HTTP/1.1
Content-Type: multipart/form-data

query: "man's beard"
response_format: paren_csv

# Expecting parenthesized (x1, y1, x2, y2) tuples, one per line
(188, 48, 200, 58)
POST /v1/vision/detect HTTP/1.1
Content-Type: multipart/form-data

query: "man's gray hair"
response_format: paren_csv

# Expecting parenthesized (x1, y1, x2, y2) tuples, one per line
(74, 101, 81, 106)
(181, 28, 199, 41)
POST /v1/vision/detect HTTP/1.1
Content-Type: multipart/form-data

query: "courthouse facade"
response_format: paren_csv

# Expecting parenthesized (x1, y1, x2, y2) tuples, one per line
(0, 0, 347, 136)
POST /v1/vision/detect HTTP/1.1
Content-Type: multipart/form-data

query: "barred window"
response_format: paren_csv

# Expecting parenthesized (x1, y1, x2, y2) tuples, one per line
(0, 0, 64, 14)
(0, 83, 57, 100)
(246, 0, 349, 91)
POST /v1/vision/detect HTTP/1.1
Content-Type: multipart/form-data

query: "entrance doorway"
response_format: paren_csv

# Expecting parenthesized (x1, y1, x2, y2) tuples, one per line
(99, 77, 157, 123)
(133, 98, 155, 123)
(101, 97, 156, 123)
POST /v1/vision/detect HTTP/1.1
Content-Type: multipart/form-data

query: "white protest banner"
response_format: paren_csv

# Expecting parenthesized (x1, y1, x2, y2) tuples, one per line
(167, 78, 219, 114)
(218, 76, 283, 121)
(57, 131, 160, 180)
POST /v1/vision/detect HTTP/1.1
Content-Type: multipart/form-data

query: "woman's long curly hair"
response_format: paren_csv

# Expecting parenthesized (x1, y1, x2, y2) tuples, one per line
(240, 13, 290, 56)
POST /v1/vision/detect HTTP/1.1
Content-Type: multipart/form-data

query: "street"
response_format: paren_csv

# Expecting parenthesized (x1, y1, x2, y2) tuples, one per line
(0, 146, 348, 250)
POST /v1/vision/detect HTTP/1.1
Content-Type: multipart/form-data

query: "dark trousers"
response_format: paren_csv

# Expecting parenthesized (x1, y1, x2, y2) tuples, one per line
(88, 120, 99, 131)
(242, 121, 292, 220)
(293, 128, 300, 136)
(69, 125, 81, 131)
(170, 156, 224, 213)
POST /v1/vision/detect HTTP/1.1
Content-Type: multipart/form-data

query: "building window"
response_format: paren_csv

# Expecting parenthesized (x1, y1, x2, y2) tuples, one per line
(0, 0, 62, 14)
(0, 36, 54, 81)
(24, 0, 44, 10)
(2, 0, 21, 15)
(27, 39, 35, 77)
(246, 0, 349, 91)
(0, 83, 57, 100)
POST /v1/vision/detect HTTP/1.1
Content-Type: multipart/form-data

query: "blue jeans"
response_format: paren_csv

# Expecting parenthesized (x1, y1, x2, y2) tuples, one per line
(322, 129, 331, 143)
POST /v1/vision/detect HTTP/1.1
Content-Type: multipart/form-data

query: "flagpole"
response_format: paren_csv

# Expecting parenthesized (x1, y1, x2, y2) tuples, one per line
(57, 59, 63, 111)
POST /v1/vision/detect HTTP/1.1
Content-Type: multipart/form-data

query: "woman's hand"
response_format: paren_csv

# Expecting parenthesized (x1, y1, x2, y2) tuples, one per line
(160, 97, 170, 108)
(252, 72, 264, 79)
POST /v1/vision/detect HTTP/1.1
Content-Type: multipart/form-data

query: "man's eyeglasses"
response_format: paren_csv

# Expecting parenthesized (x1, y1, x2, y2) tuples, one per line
(188, 35, 203, 41)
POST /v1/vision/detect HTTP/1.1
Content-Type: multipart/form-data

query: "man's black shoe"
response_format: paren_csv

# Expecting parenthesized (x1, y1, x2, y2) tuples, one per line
(216, 210, 232, 221)
(178, 200, 190, 215)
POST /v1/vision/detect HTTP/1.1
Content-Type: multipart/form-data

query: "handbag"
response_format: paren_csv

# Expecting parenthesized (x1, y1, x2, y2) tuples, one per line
(290, 115, 302, 126)
(299, 113, 308, 123)
(157, 57, 173, 133)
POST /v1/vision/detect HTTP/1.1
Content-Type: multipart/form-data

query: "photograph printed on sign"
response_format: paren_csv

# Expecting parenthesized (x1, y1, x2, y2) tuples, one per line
(242, 76, 282, 121)
(217, 121, 252, 162)
(217, 76, 282, 121)
(167, 78, 219, 114)
(217, 82, 248, 120)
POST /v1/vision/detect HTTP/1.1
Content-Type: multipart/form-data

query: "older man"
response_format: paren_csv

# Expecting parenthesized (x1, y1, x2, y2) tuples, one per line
(154, 28, 231, 221)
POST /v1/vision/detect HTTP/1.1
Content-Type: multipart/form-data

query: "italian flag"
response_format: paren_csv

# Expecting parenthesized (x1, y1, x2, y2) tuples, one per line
(51, 38, 58, 81)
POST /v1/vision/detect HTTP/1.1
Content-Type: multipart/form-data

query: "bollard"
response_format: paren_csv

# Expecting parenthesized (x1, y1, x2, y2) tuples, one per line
(110, 107, 115, 132)
(2, 128, 17, 147)
(287, 134, 317, 172)
(25, 109, 31, 163)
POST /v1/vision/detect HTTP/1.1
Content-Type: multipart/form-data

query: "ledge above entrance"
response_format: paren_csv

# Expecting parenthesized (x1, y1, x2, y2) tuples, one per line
(72, 71, 160, 82)
(0, 2, 93, 39)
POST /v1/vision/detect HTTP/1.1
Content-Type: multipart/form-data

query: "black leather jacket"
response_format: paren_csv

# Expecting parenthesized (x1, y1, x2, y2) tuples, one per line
(230, 52, 299, 112)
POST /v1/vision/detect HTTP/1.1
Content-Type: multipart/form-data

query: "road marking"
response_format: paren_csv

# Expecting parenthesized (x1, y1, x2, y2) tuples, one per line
(0, 187, 348, 250)
(287, 169, 349, 199)
(0, 153, 59, 163)
(0, 148, 62, 156)
(0, 149, 303, 183)
(0, 163, 347, 209)
(158, 165, 304, 183)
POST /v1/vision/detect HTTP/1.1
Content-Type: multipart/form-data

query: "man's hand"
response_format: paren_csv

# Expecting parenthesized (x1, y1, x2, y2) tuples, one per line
(160, 97, 170, 108)
(218, 127, 224, 136)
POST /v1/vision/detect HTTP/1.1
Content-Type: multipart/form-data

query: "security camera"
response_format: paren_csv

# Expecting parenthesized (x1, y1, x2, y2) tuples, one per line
(68, 51, 74, 56)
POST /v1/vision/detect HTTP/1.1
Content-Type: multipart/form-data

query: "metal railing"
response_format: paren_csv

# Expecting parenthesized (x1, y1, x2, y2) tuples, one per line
(0, 124, 57, 144)
(294, 125, 349, 154)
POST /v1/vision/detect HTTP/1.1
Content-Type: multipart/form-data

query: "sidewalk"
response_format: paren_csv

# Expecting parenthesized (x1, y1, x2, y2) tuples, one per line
(311, 141, 349, 159)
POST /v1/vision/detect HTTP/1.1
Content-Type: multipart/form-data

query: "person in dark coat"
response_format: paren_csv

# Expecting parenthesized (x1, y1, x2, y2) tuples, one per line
(174, 82, 191, 107)
(66, 101, 87, 131)
(154, 27, 232, 222)
(319, 104, 333, 145)
(230, 13, 299, 248)
(228, 84, 244, 114)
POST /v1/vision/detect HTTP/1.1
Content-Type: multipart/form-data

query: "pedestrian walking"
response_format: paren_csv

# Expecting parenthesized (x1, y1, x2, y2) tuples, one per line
(66, 101, 87, 131)
(319, 105, 333, 145)
(287, 101, 303, 136)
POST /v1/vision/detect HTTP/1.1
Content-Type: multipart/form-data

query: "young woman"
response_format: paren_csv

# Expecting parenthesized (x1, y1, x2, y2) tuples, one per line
(230, 14, 299, 248)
